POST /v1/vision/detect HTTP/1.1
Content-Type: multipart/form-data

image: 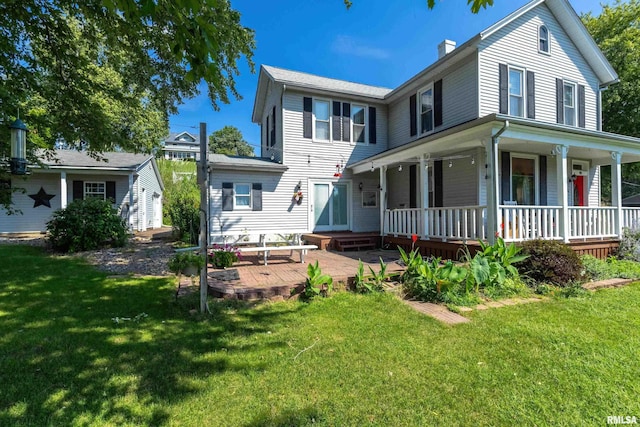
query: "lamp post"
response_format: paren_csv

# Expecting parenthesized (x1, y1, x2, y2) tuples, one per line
(9, 118, 27, 175)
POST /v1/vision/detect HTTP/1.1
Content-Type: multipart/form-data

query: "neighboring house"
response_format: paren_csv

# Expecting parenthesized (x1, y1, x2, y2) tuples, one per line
(162, 132, 200, 160)
(208, 0, 640, 257)
(0, 150, 164, 233)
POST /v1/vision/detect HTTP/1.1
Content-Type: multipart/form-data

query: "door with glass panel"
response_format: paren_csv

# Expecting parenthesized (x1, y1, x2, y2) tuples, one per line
(312, 182, 349, 232)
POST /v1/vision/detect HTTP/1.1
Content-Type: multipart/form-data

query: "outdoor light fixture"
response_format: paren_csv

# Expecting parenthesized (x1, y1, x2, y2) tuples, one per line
(370, 162, 374, 172)
(471, 156, 475, 165)
(359, 182, 363, 191)
(9, 118, 28, 175)
(398, 164, 403, 172)
(448, 160, 453, 168)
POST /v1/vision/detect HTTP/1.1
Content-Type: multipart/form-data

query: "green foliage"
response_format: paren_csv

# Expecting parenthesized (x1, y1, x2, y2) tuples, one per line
(168, 252, 205, 275)
(344, 0, 494, 13)
(166, 176, 200, 244)
(157, 159, 198, 226)
(617, 227, 640, 262)
(519, 240, 583, 286)
(582, 254, 640, 281)
(303, 261, 333, 300)
(208, 245, 240, 269)
(46, 198, 129, 252)
(208, 126, 255, 156)
(0, 0, 254, 162)
(353, 258, 399, 293)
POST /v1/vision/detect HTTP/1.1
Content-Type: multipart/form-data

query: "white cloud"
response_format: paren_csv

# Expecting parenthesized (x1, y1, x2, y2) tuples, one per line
(331, 35, 390, 60)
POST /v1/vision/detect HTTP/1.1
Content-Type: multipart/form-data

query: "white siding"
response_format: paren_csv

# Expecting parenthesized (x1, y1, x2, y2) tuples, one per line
(478, 3, 600, 130)
(261, 80, 284, 163)
(137, 161, 163, 230)
(387, 167, 412, 209)
(388, 55, 479, 149)
(443, 150, 479, 206)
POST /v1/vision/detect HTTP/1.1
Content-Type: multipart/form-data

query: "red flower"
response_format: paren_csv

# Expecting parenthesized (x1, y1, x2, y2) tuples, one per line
(411, 234, 418, 243)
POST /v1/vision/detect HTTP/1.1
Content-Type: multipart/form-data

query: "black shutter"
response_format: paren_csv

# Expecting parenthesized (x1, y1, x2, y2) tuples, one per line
(409, 165, 417, 208)
(409, 94, 417, 137)
(539, 155, 547, 205)
(369, 106, 377, 144)
(303, 97, 312, 138)
(342, 102, 351, 142)
(222, 182, 233, 211)
(434, 79, 443, 127)
(73, 181, 84, 200)
(526, 71, 536, 119)
(252, 183, 262, 211)
(264, 118, 268, 147)
(106, 181, 116, 202)
(499, 64, 508, 115)
(578, 84, 586, 128)
(332, 101, 342, 141)
(501, 151, 511, 203)
(556, 78, 564, 124)
(271, 106, 276, 147)
(434, 160, 443, 208)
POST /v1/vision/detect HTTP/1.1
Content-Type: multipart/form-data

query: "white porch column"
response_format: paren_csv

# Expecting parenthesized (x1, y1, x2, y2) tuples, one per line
(60, 172, 67, 209)
(379, 166, 387, 237)
(128, 173, 135, 230)
(486, 139, 500, 243)
(556, 145, 570, 243)
(420, 154, 429, 239)
(611, 151, 623, 238)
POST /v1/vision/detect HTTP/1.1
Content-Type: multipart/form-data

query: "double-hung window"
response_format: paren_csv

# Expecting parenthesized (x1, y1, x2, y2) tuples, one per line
(351, 104, 366, 143)
(511, 155, 537, 205)
(313, 99, 330, 141)
(563, 81, 577, 126)
(420, 86, 434, 134)
(509, 68, 525, 117)
(234, 183, 251, 209)
(84, 182, 106, 200)
(539, 25, 549, 53)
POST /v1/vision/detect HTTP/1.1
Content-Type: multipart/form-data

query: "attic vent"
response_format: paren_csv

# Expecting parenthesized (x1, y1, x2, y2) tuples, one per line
(437, 40, 456, 59)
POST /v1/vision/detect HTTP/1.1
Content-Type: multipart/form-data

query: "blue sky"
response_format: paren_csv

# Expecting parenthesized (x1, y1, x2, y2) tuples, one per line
(169, 0, 609, 152)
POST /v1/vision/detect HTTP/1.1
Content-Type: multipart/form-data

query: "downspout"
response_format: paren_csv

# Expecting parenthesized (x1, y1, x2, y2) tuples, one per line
(488, 120, 509, 243)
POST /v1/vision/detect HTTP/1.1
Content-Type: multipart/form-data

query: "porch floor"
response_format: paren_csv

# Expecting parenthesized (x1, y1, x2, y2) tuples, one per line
(303, 232, 380, 251)
(179, 248, 404, 301)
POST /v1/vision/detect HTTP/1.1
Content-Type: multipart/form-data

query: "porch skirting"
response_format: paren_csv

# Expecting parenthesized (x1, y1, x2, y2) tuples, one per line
(384, 235, 620, 260)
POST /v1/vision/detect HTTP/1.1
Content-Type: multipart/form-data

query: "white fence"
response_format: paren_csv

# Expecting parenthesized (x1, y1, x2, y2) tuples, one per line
(385, 206, 487, 241)
(499, 205, 561, 241)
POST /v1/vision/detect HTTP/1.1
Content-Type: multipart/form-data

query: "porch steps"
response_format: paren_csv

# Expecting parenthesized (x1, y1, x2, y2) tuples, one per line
(303, 232, 380, 251)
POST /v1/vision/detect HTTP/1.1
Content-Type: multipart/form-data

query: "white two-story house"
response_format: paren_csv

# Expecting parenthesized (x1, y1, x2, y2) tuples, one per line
(208, 0, 640, 258)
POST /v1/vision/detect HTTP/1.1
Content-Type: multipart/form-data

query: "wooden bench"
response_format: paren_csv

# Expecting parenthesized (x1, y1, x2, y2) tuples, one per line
(236, 244, 318, 265)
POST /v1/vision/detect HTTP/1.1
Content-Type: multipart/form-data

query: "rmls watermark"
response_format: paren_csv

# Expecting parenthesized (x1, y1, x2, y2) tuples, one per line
(607, 416, 638, 425)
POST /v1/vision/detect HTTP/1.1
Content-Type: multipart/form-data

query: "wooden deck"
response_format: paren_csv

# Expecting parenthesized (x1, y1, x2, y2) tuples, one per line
(385, 235, 620, 260)
(303, 232, 380, 251)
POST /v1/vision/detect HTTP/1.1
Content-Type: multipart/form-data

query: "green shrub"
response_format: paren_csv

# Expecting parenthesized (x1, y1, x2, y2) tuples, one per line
(208, 245, 239, 269)
(617, 227, 640, 262)
(167, 178, 200, 244)
(519, 240, 583, 286)
(168, 252, 205, 275)
(353, 258, 399, 293)
(46, 198, 129, 253)
(302, 261, 333, 300)
(582, 254, 640, 281)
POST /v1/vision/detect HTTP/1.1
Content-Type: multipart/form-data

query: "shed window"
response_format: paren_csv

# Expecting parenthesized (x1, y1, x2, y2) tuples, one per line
(84, 182, 106, 200)
(539, 25, 549, 53)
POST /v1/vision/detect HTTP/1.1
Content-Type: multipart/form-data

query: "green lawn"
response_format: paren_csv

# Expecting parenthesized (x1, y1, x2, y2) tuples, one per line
(1, 246, 639, 426)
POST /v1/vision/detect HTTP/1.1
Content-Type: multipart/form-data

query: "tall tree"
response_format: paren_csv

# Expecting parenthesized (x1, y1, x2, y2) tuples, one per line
(0, 0, 255, 156)
(582, 1, 640, 202)
(209, 126, 255, 156)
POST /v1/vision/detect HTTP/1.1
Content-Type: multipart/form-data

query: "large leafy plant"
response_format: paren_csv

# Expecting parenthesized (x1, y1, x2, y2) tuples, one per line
(353, 258, 399, 294)
(303, 261, 333, 300)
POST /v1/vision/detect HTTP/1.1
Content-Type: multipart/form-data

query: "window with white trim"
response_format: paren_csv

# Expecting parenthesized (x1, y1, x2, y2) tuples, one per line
(351, 104, 366, 143)
(419, 85, 434, 134)
(511, 155, 537, 205)
(563, 81, 577, 126)
(509, 67, 525, 117)
(313, 99, 330, 141)
(539, 25, 549, 53)
(234, 183, 251, 209)
(84, 182, 106, 200)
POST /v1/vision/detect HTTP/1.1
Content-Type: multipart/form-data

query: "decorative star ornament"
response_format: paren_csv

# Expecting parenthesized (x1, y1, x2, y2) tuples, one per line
(29, 187, 55, 208)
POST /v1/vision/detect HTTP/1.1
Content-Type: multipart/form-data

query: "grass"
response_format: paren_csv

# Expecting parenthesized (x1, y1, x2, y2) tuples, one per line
(1, 246, 640, 426)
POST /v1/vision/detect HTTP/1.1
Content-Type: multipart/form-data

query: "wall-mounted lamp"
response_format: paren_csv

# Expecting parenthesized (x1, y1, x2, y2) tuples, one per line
(398, 164, 403, 172)
(9, 119, 28, 175)
(569, 174, 577, 183)
(370, 162, 374, 172)
(359, 182, 363, 191)
(448, 160, 453, 168)
(471, 156, 475, 165)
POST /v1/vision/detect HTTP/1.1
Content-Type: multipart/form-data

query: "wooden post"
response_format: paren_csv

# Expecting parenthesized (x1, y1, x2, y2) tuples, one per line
(198, 123, 209, 314)
(420, 154, 429, 239)
(611, 151, 623, 239)
(379, 166, 387, 237)
(556, 145, 570, 243)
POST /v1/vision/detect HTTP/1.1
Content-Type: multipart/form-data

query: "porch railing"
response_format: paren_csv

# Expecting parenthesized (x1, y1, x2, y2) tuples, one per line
(385, 206, 487, 241)
(386, 206, 640, 243)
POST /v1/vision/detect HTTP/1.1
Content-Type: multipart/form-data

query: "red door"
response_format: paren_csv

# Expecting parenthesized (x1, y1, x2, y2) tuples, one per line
(573, 176, 585, 206)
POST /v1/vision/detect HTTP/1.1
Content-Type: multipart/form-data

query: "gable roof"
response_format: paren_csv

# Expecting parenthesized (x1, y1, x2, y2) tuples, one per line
(252, 65, 392, 122)
(41, 150, 154, 170)
(164, 131, 199, 145)
(209, 153, 288, 173)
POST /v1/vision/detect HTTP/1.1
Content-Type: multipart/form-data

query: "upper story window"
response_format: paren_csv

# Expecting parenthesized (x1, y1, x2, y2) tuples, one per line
(352, 104, 366, 143)
(234, 183, 251, 209)
(539, 25, 550, 54)
(420, 86, 434, 134)
(563, 81, 577, 126)
(509, 68, 525, 117)
(84, 182, 106, 200)
(313, 99, 330, 141)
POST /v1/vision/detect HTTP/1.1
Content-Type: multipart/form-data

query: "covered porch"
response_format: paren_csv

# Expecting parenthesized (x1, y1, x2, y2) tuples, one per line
(350, 115, 640, 248)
